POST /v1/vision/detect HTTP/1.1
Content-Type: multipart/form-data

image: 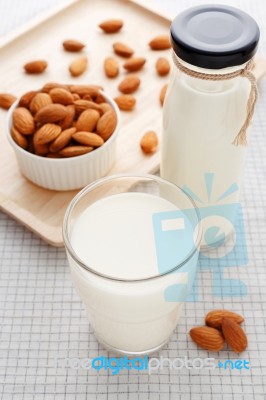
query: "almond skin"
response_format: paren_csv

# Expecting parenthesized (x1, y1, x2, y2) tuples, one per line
(69, 56, 88, 77)
(69, 85, 101, 98)
(34, 123, 62, 145)
(206, 310, 244, 329)
(0, 93, 17, 110)
(123, 57, 146, 72)
(140, 131, 158, 154)
(113, 42, 134, 58)
(35, 104, 67, 124)
(118, 76, 140, 94)
(59, 145, 93, 157)
(156, 57, 170, 76)
(190, 326, 225, 352)
(19, 91, 39, 108)
(49, 127, 76, 153)
(24, 60, 48, 74)
(97, 110, 117, 141)
(29, 93, 53, 115)
(73, 131, 104, 147)
(222, 318, 248, 353)
(100, 103, 114, 114)
(149, 35, 171, 50)
(13, 107, 35, 135)
(114, 94, 136, 111)
(76, 109, 100, 132)
(49, 88, 74, 105)
(104, 57, 119, 78)
(74, 100, 103, 116)
(11, 126, 28, 149)
(58, 105, 75, 130)
(42, 82, 70, 93)
(63, 39, 85, 52)
(99, 19, 123, 33)
(34, 142, 50, 156)
(160, 84, 168, 106)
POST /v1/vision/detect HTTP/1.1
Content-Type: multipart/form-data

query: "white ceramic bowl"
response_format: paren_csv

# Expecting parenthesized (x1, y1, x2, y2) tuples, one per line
(6, 91, 120, 191)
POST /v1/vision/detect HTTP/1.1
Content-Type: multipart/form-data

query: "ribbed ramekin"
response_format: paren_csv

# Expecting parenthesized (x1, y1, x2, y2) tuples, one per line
(6, 91, 120, 191)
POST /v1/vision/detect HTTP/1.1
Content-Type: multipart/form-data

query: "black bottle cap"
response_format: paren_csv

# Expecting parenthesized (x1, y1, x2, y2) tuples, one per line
(171, 4, 260, 69)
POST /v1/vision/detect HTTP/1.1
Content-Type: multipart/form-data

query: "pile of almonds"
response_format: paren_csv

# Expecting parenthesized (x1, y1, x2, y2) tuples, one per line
(11, 83, 117, 158)
(0, 19, 171, 156)
(190, 309, 248, 353)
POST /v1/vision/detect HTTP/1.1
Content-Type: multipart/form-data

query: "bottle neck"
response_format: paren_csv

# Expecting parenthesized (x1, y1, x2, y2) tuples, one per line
(173, 55, 249, 93)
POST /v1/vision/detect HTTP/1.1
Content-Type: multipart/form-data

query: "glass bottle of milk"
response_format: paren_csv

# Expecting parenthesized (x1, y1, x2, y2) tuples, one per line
(161, 5, 260, 248)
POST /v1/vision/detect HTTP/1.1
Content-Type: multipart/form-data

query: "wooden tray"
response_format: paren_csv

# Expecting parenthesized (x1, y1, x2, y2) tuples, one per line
(0, 0, 265, 246)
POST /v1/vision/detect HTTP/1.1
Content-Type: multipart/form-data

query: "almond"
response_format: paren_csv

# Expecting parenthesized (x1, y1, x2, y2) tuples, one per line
(73, 93, 81, 101)
(73, 131, 104, 147)
(29, 93, 53, 115)
(34, 142, 50, 156)
(95, 93, 106, 104)
(97, 110, 117, 141)
(104, 57, 119, 78)
(50, 88, 74, 105)
(160, 84, 168, 106)
(114, 94, 136, 111)
(69, 85, 102, 98)
(123, 57, 146, 72)
(63, 39, 85, 52)
(19, 91, 39, 108)
(59, 145, 93, 157)
(100, 102, 114, 114)
(58, 105, 75, 130)
(0, 93, 17, 110)
(35, 104, 67, 124)
(190, 326, 225, 352)
(11, 126, 28, 149)
(82, 94, 92, 101)
(24, 60, 48, 74)
(74, 100, 103, 116)
(69, 56, 88, 77)
(42, 82, 70, 93)
(34, 123, 62, 145)
(76, 109, 100, 132)
(118, 76, 140, 94)
(222, 318, 248, 353)
(156, 57, 170, 76)
(140, 131, 158, 154)
(149, 35, 171, 50)
(113, 42, 134, 58)
(49, 127, 76, 153)
(13, 107, 35, 135)
(99, 19, 123, 33)
(206, 310, 244, 329)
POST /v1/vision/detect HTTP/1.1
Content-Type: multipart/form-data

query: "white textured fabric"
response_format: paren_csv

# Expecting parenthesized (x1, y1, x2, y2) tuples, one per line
(0, 1, 266, 399)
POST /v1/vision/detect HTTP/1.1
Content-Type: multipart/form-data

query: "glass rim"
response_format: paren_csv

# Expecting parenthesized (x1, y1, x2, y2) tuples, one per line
(63, 173, 202, 283)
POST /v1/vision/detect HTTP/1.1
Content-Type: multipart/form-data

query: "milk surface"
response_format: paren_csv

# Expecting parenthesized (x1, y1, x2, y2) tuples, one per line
(71, 192, 179, 280)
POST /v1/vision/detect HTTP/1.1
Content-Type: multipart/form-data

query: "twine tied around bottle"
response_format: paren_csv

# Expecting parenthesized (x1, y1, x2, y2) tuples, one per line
(172, 53, 258, 146)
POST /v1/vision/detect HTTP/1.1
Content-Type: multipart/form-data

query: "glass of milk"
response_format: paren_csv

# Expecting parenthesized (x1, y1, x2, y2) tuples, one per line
(63, 174, 202, 355)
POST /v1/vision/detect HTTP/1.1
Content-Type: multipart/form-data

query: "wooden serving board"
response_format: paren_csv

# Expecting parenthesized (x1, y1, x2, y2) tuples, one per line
(0, 0, 265, 246)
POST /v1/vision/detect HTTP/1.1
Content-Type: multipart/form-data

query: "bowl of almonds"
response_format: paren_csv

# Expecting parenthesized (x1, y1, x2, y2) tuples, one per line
(6, 83, 120, 191)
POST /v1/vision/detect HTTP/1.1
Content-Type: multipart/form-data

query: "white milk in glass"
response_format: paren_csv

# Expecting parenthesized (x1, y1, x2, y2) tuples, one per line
(68, 192, 198, 353)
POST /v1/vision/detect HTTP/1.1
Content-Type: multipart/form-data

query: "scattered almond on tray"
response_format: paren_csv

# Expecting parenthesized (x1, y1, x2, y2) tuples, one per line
(23, 60, 48, 74)
(104, 57, 119, 78)
(189, 309, 248, 353)
(0, 93, 17, 110)
(123, 57, 146, 72)
(156, 57, 170, 76)
(63, 39, 85, 52)
(99, 19, 123, 33)
(113, 42, 134, 58)
(140, 131, 158, 154)
(69, 56, 88, 77)
(114, 94, 136, 111)
(149, 35, 171, 50)
(118, 76, 140, 94)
